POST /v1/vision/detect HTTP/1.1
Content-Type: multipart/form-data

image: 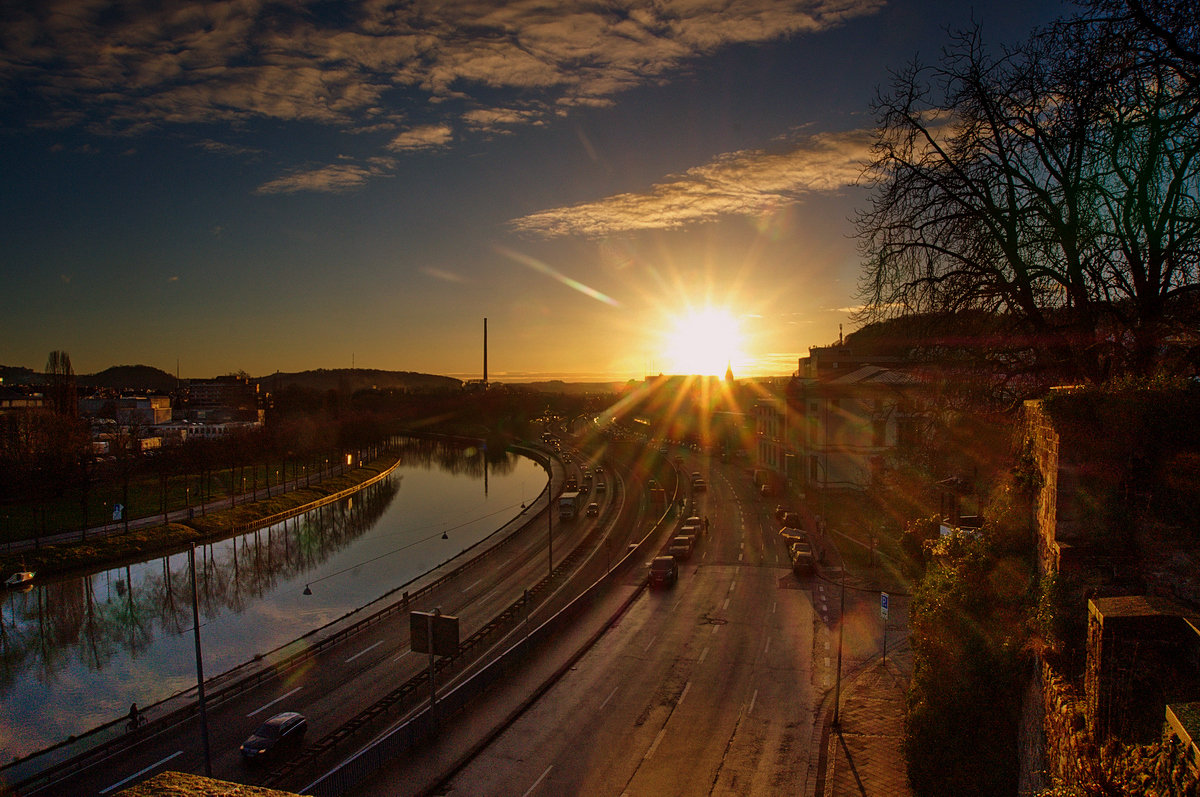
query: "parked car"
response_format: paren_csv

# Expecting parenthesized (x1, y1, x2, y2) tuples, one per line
(649, 555, 678, 588)
(586, 502, 600, 517)
(668, 535, 695, 560)
(240, 711, 307, 762)
(790, 541, 815, 577)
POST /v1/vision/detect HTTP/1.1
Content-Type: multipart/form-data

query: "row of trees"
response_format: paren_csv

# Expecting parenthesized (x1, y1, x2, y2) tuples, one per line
(856, 0, 1199, 383)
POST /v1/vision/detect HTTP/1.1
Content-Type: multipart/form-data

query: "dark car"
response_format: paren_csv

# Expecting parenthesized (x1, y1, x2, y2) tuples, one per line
(240, 711, 307, 762)
(649, 555, 678, 588)
(586, 502, 600, 517)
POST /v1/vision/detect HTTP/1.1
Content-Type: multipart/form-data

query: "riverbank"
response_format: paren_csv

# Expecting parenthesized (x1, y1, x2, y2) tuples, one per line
(0, 454, 401, 583)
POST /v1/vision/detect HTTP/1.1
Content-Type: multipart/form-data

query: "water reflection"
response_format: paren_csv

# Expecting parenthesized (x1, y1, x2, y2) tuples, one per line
(0, 480, 399, 696)
(0, 443, 545, 763)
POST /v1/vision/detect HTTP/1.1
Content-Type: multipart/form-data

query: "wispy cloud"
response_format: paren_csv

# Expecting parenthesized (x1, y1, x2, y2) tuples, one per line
(1, 1, 884, 191)
(255, 159, 393, 195)
(510, 129, 873, 237)
(387, 124, 454, 152)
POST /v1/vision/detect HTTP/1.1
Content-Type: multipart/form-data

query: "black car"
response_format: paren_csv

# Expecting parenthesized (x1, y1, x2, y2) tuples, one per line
(240, 711, 307, 762)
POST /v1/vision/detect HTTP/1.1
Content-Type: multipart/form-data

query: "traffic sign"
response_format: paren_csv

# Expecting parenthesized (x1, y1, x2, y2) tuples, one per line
(880, 591, 889, 621)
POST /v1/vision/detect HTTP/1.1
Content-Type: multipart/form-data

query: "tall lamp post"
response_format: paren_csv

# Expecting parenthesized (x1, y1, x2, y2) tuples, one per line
(832, 566, 846, 727)
(189, 543, 212, 775)
(547, 469, 554, 577)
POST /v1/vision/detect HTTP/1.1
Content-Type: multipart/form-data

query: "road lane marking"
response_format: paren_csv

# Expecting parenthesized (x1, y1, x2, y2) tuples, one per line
(394, 649, 413, 662)
(763, 637, 772, 655)
(644, 633, 659, 653)
(463, 578, 483, 592)
(678, 680, 693, 707)
(698, 647, 709, 663)
(729, 580, 736, 592)
(738, 553, 743, 561)
(748, 689, 759, 715)
(100, 751, 184, 794)
(711, 625, 719, 635)
(345, 640, 384, 663)
(771, 601, 777, 614)
(722, 597, 730, 610)
(644, 727, 668, 761)
(248, 686, 302, 717)
(520, 765, 554, 797)
(599, 685, 620, 710)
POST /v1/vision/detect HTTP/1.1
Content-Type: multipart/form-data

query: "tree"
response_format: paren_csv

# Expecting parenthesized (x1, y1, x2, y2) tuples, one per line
(856, 5, 1200, 381)
(45, 350, 78, 418)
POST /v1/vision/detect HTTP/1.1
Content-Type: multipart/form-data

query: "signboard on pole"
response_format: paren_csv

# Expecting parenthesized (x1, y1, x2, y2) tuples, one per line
(880, 592, 889, 621)
(410, 610, 460, 657)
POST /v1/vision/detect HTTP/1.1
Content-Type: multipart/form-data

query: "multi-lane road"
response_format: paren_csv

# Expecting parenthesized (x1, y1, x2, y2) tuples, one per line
(443, 448, 818, 796)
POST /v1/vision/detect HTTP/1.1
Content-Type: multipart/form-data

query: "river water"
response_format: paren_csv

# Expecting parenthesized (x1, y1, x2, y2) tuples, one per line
(0, 441, 546, 762)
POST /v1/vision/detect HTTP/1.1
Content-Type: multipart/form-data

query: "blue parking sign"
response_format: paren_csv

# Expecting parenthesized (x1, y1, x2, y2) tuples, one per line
(880, 592, 889, 621)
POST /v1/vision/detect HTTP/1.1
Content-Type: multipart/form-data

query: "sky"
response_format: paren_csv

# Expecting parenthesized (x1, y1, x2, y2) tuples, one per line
(0, 0, 1073, 383)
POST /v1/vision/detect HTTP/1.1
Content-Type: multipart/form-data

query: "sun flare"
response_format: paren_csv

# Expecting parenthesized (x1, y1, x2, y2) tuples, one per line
(662, 307, 745, 376)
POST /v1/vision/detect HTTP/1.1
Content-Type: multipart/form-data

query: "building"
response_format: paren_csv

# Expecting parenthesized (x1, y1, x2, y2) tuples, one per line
(755, 347, 926, 493)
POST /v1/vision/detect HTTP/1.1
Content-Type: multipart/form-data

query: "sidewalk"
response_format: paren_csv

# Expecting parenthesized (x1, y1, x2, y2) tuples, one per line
(818, 642, 914, 797)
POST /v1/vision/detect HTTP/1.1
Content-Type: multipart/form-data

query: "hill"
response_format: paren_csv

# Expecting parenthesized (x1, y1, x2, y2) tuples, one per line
(255, 368, 461, 393)
(82, 364, 178, 392)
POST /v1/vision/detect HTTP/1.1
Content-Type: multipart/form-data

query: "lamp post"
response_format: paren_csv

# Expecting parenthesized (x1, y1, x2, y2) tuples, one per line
(189, 543, 212, 775)
(547, 470, 554, 577)
(832, 566, 846, 727)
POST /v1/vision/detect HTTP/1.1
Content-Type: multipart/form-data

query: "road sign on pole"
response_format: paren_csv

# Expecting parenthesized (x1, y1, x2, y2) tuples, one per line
(880, 591, 889, 621)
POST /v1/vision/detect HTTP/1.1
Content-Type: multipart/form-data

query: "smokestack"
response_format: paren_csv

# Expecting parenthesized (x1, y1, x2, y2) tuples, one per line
(484, 317, 488, 386)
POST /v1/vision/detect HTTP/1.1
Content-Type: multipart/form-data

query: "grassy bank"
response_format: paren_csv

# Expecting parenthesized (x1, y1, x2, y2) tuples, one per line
(0, 454, 399, 582)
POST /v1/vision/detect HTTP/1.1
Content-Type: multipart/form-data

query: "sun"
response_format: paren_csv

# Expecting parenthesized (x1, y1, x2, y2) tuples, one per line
(661, 307, 745, 376)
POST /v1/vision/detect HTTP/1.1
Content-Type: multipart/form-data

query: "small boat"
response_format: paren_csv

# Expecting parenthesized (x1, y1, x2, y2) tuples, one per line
(5, 571, 35, 589)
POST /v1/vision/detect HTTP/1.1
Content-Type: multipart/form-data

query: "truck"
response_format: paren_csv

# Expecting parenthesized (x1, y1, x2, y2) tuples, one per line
(558, 490, 584, 520)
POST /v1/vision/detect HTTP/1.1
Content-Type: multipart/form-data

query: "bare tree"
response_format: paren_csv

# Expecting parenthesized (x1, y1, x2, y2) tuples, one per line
(856, 8, 1200, 381)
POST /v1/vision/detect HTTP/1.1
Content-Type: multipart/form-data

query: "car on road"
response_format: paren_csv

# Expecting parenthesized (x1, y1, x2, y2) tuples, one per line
(668, 535, 695, 560)
(691, 477, 706, 492)
(586, 502, 600, 517)
(240, 711, 307, 763)
(596, 481, 606, 492)
(649, 556, 678, 588)
(790, 541, 815, 577)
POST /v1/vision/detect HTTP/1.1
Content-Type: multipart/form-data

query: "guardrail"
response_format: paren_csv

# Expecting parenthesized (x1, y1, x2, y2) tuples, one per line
(10, 446, 557, 797)
(303, 450, 681, 796)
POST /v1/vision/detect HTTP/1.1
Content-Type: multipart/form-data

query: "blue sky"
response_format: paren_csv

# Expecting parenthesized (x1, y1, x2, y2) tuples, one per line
(0, 0, 1072, 381)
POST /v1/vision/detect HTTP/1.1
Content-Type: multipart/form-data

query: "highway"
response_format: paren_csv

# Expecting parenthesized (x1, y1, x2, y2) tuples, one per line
(443, 447, 818, 795)
(34, 441, 641, 797)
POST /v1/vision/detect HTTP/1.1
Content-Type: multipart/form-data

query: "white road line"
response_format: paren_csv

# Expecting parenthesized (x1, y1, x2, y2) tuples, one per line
(711, 625, 720, 635)
(394, 649, 413, 662)
(729, 581, 737, 592)
(248, 686, 302, 717)
(644, 727, 668, 761)
(100, 751, 184, 794)
(698, 647, 709, 663)
(345, 640, 384, 663)
(678, 680, 693, 707)
(721, 597, 730, 610)
(520, 765, 554, 797)
(644, 633, 659, 653)
(463, 578, 483, 592)
(748, 689, 759, 715)
(738, 553, 743, 562)
(771, 601, 777, 614)
(599, 685, 620, 710)
(763, 637, 772, 655)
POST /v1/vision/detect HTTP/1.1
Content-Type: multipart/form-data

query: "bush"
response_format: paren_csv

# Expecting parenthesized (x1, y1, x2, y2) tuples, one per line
(905, 532, 1034, 796)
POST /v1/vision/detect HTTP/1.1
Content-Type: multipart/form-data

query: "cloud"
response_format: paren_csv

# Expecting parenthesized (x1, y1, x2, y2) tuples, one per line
(1, 1, 884, 152)
(195, 139, 262, 158)
(421, 266, 467, 283)
(387, 124, 454, 152)
(255, 159, 393, 195)
(510, 129, 874, 237)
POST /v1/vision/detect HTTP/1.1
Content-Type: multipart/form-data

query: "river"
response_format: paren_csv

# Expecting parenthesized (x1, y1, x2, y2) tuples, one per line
(0, 441, 546, 762)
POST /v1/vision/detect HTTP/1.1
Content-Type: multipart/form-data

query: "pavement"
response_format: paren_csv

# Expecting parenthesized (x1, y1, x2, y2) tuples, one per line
(815, 638, 914, 797)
